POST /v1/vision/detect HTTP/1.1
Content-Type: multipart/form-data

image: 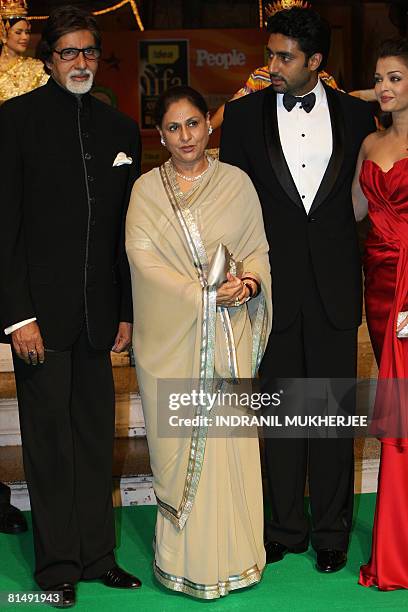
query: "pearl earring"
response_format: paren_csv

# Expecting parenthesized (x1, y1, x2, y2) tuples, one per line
(208, 125, 213, 135)
(160, 136, 166, 146)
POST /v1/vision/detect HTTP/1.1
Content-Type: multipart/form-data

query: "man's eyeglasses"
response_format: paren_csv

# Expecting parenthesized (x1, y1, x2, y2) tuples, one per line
(53, 47, 101, 61)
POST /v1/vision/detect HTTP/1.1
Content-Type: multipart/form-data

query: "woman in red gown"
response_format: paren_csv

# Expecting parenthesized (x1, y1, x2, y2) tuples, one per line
(352, 38, 408, 591)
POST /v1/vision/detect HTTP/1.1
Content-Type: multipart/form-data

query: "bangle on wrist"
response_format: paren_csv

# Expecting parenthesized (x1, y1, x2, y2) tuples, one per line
(242, 280, 254, 298)
(242, 277, 260, 298)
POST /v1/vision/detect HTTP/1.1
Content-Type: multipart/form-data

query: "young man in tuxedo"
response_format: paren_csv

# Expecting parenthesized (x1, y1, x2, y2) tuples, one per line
(220, 7, 375, 573)
(0, 6, 141, 606)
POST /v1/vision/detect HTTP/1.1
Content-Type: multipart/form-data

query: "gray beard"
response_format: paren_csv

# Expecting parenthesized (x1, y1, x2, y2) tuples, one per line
(65, 71, 94, 95)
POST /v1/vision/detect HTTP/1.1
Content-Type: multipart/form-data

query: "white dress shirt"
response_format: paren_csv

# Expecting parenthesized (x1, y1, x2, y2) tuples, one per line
(276, 79, 332, 214)
(5, 318, 37, 335)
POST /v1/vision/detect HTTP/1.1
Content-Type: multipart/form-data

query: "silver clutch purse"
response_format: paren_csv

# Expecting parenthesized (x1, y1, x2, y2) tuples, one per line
(207, 243, 242, 287)
(397, 311, 408, 338)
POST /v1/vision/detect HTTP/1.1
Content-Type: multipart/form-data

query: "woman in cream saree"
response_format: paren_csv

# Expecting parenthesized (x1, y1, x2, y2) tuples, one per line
(126, 87, 272, 599)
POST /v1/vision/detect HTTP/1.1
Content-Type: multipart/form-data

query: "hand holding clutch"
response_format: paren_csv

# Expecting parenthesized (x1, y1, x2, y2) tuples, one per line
(207, 243, 243, 287)
(397, 311, 408, 338)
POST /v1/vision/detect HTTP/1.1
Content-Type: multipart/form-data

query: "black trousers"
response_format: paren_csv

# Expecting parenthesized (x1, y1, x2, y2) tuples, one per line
(13, 326, 116, 588)
(0, 481, 11, 505)
(260, 266, 357, 552)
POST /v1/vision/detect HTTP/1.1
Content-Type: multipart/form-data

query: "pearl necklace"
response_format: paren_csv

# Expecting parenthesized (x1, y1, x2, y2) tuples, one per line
(173, 159, 210, 182)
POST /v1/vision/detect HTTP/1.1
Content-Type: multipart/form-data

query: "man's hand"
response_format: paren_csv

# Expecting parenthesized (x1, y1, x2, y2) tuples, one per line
(112, 322, 133, 353)
(11, 321, 44, 365)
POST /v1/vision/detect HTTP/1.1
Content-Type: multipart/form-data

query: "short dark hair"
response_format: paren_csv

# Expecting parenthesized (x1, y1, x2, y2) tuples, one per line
(154, 85, 208, 127)
(378, 37, 408, 66)
(37, 5, 101, 65)
(267, 7, 331, 70)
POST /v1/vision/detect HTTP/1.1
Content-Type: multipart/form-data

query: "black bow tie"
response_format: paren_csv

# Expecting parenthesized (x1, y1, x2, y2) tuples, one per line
(282, 92, 316, 113)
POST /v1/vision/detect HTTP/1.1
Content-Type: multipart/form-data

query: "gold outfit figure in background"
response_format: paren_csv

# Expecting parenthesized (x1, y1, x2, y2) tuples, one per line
(0, 0, 48, 104)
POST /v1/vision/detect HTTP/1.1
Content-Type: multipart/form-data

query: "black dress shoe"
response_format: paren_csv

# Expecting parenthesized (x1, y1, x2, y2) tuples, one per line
(265, 541, 308, 564)
(316, 549, 347, 573)
(46, 583, 76, 608)
(0, 503, 28, 534)
(102, 565, 142, 589)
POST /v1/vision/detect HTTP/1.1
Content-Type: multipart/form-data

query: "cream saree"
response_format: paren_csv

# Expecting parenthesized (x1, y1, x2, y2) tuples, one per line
(126, 158, 272, 599)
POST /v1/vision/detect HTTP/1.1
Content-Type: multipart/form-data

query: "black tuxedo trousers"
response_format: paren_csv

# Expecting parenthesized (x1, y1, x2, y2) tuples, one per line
(260, 263, 356, 551)
(13, 327, 116, 588)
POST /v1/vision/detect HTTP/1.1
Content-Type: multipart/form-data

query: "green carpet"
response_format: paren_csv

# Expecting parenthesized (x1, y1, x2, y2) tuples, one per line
(1, 494, 407, 611)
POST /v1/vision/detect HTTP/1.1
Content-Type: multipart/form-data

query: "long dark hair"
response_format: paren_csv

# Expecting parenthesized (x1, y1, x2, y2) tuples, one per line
(376, 37, 408, 128)
(377, 36, 408, 65)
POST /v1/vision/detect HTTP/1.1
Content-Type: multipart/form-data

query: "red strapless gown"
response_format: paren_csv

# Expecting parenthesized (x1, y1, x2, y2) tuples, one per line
(359, 158, 408, 591)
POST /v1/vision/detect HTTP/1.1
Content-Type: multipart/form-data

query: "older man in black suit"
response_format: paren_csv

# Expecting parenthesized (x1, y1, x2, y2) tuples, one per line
(0, 6, 141, 606)
(220, 7, 375, 574)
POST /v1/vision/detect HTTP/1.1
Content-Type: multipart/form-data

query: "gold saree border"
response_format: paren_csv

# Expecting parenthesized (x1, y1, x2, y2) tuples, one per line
(159, 159, 209, 286)
(155, 289, 216, 531)
(154, 561, 263, 599)
(251, 293, 268, 376)
(159, 162, 219, 530)
(157, 160, 268, 530)
(220, 307, 239, 382)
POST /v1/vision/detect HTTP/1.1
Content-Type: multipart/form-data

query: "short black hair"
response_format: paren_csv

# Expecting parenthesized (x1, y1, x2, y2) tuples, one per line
(154, 85, 208, 127)
(267, 7, 331, 70)
(37, 5, 101, 65)
(378, 37, 408, 66)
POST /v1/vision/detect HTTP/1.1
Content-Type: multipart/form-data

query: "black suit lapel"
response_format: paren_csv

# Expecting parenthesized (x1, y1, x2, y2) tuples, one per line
(263, 87, 304, 210)
(308, 84, 345, 215)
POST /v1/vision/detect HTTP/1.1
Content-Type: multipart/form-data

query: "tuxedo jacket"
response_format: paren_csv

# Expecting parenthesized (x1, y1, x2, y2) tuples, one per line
(220, 84, 375, 332)
(0, 78, 141, 350)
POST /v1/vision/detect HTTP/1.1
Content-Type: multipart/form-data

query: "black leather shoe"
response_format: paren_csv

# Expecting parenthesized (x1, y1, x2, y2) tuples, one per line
(46, 583, 76, 608)
(316, 549, 347, 573)
(265, 541, 308, 564)
(0, 503, 28, 534)
(102, 565, 142, 589)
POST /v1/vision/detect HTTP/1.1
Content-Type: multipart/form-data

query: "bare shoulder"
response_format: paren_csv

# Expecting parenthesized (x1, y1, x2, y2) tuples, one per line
(361, 130, 383, 157)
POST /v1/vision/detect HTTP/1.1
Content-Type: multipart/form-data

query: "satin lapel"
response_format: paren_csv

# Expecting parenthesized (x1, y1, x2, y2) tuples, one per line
(263, 87, 304, 209)
(308, 85, 345, 215)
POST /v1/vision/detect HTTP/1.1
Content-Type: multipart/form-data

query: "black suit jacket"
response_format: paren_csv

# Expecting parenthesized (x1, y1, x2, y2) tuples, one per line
(220, 84, 375, 332)
(0, 78, 141, 350)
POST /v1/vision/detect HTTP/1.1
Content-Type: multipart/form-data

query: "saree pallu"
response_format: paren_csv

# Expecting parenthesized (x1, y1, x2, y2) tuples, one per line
(126, 159, 272, 598)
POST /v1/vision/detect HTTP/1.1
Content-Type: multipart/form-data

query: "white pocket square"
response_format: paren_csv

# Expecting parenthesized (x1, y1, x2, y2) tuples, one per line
(113, 152, 133, 167)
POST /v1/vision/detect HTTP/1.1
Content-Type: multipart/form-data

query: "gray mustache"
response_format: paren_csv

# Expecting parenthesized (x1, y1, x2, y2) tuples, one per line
(69, 69, 92, 77)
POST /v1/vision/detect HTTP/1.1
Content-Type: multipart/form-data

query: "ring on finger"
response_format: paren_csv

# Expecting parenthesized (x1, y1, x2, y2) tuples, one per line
(28, 350, 37, 357)
(233, 299, 241, 307)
